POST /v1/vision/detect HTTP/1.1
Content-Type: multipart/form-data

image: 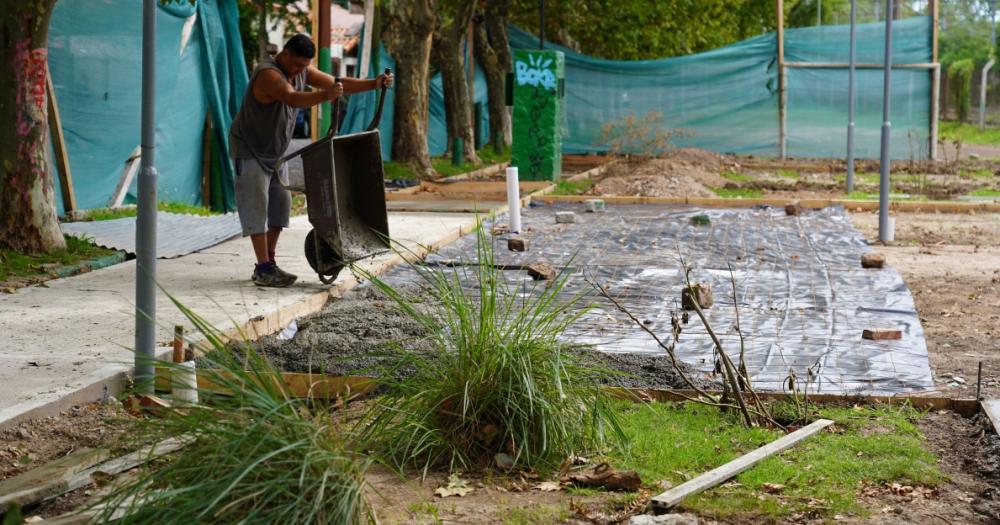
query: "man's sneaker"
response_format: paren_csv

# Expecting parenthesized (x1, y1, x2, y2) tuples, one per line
(252, 262, 296, 288)
(271, 263, 298, 284)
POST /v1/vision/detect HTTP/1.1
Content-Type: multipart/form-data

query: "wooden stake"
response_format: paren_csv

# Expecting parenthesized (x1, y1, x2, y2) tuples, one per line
(172, 325, 184, 364)
(201, 113, 213, 208)
(47, 72, 77, 213)
(651, 418, 833, 510)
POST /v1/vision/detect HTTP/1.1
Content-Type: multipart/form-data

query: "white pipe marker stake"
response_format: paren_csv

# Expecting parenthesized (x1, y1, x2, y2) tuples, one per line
(506, 166, 522, 233)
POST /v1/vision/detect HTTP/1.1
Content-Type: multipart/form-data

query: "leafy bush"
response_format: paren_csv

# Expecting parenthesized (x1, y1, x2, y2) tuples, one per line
(596, 110, 686, 162)
(97, 300, 372, 525)
(950, 59, 974, 123)
(353, 224, 626, 474)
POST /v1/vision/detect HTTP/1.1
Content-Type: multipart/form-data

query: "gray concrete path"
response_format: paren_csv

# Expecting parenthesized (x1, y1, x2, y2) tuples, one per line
(0, 212, 477, 429)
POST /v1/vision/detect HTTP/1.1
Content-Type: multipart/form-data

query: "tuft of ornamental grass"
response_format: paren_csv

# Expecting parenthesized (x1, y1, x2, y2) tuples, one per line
(353, 223, 627, 475)
(96, 297, 372, 525)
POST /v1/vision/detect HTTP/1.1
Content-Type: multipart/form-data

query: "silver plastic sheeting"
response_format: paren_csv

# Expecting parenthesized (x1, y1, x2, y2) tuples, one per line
(61, 212, 242, 259)
(382, 203, 934, 395)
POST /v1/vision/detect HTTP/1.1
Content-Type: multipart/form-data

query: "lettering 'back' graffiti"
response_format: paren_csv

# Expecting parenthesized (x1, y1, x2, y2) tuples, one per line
(515, 54, 556, 90)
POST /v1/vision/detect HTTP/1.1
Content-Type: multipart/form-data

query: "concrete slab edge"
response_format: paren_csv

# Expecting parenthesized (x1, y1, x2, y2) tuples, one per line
(0, 216, 481, 432)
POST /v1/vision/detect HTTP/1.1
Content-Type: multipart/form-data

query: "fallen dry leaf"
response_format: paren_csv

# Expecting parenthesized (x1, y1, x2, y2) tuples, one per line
(434, 474, 474, 498)
(534, 481, 561, 492)
(762, 482, 786, 494)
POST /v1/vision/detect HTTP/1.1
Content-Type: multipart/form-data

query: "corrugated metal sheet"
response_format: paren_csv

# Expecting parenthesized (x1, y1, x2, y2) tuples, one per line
(61, 212, 242, 259)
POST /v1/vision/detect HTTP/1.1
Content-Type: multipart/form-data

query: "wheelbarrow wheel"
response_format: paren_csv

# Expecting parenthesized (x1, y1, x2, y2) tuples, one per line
(304, 229, 344, 284)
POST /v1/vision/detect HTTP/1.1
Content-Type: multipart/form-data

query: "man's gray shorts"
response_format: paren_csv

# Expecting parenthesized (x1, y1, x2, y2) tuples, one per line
(234, 158, 291, 237)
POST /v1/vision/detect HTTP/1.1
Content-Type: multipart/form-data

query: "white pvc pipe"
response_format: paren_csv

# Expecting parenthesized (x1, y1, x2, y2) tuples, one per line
(506, 167, 521, 233)
(173, 361, 199, 404)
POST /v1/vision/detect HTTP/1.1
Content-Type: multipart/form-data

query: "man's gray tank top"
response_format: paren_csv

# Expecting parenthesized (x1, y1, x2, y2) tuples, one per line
(229, 57, 307, 168)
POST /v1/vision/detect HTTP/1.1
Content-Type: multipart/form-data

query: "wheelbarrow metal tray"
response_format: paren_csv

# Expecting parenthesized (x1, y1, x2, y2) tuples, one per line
(299, 129, 390, 262)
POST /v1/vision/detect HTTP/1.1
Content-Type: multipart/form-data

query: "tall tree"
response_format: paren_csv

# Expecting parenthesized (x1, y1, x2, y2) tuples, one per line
(474, 0, 512, 151)
(432, 0, 480, 164)
(382, 0, 436, 177)
(0, 0, 65, 254)
(509, 0, 779, 60)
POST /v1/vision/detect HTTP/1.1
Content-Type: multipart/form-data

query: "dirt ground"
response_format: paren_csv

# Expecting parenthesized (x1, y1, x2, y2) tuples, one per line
(850, 211, 1000, 400)
(589, 149, 729, 198)
(5, 150, 1000, 523)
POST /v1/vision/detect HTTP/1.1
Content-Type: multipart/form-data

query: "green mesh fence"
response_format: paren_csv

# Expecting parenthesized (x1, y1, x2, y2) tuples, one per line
(47, 0, 247, 213)
(509, 16, 934, 159)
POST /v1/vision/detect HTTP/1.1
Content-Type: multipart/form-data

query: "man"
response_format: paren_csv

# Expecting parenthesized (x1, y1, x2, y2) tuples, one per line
(229, 34, 392, 287)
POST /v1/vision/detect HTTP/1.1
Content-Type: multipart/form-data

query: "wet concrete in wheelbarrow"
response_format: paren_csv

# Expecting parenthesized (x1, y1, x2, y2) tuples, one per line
(222, 286, 711, 390)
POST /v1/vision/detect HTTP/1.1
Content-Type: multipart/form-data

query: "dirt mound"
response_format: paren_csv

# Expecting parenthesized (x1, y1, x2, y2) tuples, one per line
(589, 150, 729, 198)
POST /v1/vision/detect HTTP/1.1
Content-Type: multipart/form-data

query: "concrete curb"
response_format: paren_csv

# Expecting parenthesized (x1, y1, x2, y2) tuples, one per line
(0, 217, 480, 432)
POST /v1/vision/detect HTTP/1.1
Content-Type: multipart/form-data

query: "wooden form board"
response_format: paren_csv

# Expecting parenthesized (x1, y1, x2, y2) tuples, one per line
(983, 399, 1000, 433)
(651, 418, 833, 510)
(610, 387, 981, 418)
(109, 146, 141, 208)
(47, 73, 76, 213)
(154, 367, 377, 401)
(531, 194, 1000, 214)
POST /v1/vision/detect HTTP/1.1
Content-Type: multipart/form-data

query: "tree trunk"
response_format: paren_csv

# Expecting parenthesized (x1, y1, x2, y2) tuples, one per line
(382, 1, 436, 177)
(474, 0, 512, 151)
(432, 0, 479, 164)
(0, 0, 66, 254)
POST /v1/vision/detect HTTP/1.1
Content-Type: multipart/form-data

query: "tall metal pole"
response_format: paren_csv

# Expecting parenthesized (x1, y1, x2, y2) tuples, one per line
(877, 0, 894, 242)
(135, 0, 159, 394)
(846, 0, 857, 193)
(539, 0, 545, 49)
(318, 0, 332, 135)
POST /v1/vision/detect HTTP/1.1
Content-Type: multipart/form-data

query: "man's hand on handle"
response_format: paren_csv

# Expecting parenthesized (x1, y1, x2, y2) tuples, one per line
(376, 72, 393, 89)
(327, 82, 344, 101)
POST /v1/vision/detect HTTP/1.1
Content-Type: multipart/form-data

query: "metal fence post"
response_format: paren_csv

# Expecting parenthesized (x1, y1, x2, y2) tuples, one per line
(878, 0, 894, 243)
(135, 0, 159, 394)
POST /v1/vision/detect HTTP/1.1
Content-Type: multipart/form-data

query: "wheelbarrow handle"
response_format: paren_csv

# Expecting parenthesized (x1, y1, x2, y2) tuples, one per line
(366, 68, 392, 132)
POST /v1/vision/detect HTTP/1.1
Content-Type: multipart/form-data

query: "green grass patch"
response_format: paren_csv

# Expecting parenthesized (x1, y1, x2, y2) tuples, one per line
(384, 146, 512, 180)
(551, 178, 594, 195)
(960, 168, 995, 179)
(0, 235, 118, 283)
(722, 171, 752, 183)
(608, 402, 942, 521)
(502, 504, 571, 524)
(968, 188, 1000, 197)
(844, 191, 879, 200)
(775, 169, 799, 179)
(713, 187, 763, 199)
(940, 120, 1000, 145)
(85, 201, 217, 221)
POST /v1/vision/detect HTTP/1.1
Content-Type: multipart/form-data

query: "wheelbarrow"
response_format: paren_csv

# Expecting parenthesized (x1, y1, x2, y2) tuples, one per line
(277, 69, 392, 284)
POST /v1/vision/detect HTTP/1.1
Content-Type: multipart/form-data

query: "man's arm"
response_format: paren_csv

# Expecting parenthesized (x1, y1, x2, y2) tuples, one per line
(306, 65, 392, 94)
(255, 68, 340, 108)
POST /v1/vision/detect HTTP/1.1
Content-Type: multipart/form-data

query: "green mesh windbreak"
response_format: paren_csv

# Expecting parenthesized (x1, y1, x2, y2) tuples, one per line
(509, 16, 933, 159)
(46, 0, 247, 213)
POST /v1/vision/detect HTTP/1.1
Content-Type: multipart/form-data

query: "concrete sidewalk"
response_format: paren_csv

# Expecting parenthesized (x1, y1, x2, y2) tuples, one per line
(0, 212, 478, 430)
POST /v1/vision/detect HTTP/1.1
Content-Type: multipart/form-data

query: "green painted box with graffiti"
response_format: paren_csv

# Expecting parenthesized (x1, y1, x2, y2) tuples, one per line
(512, 49, 564, 181)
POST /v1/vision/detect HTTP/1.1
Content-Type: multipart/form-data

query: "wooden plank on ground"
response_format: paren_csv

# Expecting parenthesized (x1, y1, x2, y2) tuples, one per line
(154, 368, 378, 401)
(0, 436, 186, 512)
(983, 399, 1000, 433)
(0, 448, 110, 510)
(650, 418, 834, 510)
(47, 72, 77, 213)
(109, 146, 141, 208)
